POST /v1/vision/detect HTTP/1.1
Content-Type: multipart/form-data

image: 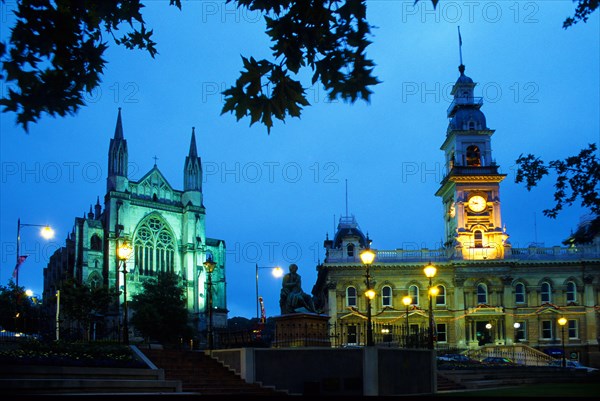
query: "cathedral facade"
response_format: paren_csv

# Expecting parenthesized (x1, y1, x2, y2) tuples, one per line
(43, 110, 227, 335)
(313, 64, 600, 365)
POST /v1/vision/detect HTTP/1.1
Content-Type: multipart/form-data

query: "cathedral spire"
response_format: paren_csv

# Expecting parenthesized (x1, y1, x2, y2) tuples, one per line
(183, 126, 202, 193)
(189, 127, 198, 158)
(107, 108, 129, 192)
(114, 107, 124, 140)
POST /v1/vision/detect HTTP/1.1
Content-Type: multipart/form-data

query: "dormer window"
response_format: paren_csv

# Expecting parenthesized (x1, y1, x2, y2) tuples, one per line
(347, 243, 355, 257)
(466, 145, 481, 166)
(468, 121, 475, 130)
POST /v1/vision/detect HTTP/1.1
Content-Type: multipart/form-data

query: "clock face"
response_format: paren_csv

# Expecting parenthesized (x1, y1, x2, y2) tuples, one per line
(468, 195, 487, 212)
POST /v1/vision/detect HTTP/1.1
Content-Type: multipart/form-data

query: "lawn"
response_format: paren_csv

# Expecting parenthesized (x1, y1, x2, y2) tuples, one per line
(436, 382, 600, 398)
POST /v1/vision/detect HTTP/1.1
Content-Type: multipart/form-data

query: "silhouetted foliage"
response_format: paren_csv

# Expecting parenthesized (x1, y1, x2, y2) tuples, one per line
(129, 272, 193, 344)
(59, 279, 111, 340)
(515, 143, 599, 218)
(0, 0, 595, 132)
(0, 281, 40, 333)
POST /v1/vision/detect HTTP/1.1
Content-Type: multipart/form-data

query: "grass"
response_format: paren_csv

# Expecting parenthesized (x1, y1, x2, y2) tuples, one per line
(436, 382, 600, 398)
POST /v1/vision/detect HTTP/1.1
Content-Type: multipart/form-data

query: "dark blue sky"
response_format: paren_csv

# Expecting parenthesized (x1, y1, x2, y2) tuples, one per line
(1, 1, 598, 319)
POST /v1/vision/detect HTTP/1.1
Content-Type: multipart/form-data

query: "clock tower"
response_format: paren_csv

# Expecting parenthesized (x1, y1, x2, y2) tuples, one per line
(435, 64, 510, 260)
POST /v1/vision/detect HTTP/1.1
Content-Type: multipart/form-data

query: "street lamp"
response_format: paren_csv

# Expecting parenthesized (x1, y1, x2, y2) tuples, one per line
(204, 257, 218, 350)
(558, 317, 567, 368)
(360, 247, 376, 347)
(255, 264, 283, 319)
(402, 295, 412, 348)
(117, 241, 133, 345)
(513, 322, 521, 361)
(15, 218, 54, 287)
(424, 262, 437, 350)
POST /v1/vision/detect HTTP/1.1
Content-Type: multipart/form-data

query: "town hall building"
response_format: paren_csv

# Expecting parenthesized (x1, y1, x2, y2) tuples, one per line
(312, 63, 600, 366)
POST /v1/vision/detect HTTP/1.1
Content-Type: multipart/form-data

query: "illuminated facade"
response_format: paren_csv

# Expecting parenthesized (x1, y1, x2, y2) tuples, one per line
(43, 109, 228, 333)
(313, 65, 600, 365)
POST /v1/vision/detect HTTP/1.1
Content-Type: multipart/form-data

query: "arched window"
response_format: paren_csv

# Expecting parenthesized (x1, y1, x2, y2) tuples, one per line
(515, 283, 526, 304)
(134, 217, 176, 276)
(90, 234, 102, 251)
(566, 281, 576, 304)
(466, 145, 481, 166)
(436, 285, 446, 305)
(88, 273, 101, 289)
(409, 285, 419, 305)
(347, 243, 355, 257)
(474, 230, 483, 248)
(468, 121, 476, 130)
(382, 286, 392, 307)
(541, 282, 552, 303)
(346, 287, 357, 307)
(477, 283, 488, 304)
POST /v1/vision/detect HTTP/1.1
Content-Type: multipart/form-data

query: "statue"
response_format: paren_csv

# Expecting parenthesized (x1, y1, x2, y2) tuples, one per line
(279, 264, 317, 315)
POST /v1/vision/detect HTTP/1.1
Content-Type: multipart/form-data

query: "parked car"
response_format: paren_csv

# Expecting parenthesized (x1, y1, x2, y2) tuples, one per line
(481, 356, 515, 365)
(548, 360, 598, 372)
(437, 353, 473, 362)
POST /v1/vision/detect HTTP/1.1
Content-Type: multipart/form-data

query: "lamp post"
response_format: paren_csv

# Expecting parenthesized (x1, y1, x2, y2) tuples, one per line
(117, 241, 133, 345)
(360, 248, 376, 346)
(424, 262, 437, 350)
(558, 317, 567, 368)
(513, 322, 521, 362)
(204, 257, 217, 350)
(402, 295, 412, 348)
(255, 264, 283, 319)
(16, 218, 54, 287)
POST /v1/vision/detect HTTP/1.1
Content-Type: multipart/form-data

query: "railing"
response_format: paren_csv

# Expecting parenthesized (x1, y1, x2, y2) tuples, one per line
(325, 244, 600, 264)
(447, 96, 483, 116)
(214, 322, 434, 350)
(465, 344, 555, 366)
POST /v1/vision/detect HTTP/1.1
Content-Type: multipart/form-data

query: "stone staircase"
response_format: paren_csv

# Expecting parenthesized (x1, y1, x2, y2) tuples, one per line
(140, 348, 288, 396)
(0, 364, 182, 395)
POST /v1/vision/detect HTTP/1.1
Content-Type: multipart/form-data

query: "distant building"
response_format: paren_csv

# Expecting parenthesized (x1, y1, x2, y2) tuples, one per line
(43, 110, 227, 337)
(312, 64, 600, 365)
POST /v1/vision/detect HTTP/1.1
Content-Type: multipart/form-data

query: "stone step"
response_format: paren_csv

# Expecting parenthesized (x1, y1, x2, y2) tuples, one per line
(140, 349, 288, 396)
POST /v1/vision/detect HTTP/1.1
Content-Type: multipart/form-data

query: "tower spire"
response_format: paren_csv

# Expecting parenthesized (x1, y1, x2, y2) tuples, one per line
(183, 126, 202, 193)
(107, 108, 129, 191)
(114, 107, 124, 139)
(189, 127, 198, 158)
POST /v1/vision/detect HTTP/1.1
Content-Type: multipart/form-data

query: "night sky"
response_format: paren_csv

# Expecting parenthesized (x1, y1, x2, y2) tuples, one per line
(1, 1, 598, 319)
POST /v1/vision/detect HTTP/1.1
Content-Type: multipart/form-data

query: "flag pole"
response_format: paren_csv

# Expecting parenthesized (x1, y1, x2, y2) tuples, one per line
(16, 218, 21, 287)
(458, 26, 463, 66)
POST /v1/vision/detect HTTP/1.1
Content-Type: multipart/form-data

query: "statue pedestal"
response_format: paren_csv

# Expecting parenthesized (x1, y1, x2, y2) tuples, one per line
(272, 313, 331, 348)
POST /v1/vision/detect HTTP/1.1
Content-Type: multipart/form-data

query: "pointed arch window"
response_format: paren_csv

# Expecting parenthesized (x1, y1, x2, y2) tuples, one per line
(466, 145, 481, 166)
(90, 234, 102, 251)
(477, 283, 488, 304)
(515, 282, 526, 304)
(346, 286, 357, 307)
(566, 281, 576, 304)
(409, 285, 419, 305)
(347, 243, 355, 257)
(541, 282, 552, 303)
(382, 286, 392, 307)
(134, 217, 176, 276)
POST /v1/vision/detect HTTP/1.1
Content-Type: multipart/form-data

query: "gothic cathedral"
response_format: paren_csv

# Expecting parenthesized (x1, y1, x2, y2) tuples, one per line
(43, 109, 228, 334)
